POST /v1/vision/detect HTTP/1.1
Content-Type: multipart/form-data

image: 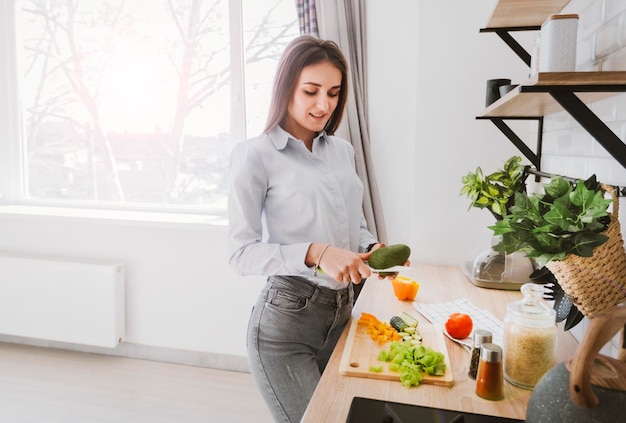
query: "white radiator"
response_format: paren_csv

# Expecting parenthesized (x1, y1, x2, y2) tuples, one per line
(0, 253, 125, 348)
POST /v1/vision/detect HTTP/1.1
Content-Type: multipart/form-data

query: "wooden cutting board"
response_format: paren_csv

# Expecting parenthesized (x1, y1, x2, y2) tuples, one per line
(338, 317, 454, 387)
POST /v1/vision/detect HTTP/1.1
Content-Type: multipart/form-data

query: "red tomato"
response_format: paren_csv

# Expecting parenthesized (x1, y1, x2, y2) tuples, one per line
(445, 313, 473, 339)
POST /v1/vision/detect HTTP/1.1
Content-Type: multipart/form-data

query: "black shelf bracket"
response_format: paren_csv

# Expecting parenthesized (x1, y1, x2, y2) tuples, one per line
(476, 116, 543, 171)
(520, 84, 626, 170)
(479, 26, 540, 67)
(550, 91, 626, 169)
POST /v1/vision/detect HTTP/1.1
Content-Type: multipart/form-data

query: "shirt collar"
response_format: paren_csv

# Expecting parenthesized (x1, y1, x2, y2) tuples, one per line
(268, 126, 328, 150)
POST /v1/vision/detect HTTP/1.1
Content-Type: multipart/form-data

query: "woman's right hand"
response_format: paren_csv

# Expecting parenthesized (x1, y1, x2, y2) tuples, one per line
(309, 244, 371, 284)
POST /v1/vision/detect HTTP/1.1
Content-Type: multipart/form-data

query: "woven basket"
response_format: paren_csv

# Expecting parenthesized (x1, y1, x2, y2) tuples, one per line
(546, 184, 626, 318)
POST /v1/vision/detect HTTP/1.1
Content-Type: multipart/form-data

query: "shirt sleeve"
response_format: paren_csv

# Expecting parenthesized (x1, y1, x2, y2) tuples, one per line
(359, 212, 378, 253)
(227, 141, 312, 277)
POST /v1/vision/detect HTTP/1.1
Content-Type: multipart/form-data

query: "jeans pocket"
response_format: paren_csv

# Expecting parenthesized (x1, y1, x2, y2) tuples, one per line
(245, 305, 254, 348)
(267, 287, 308, 312)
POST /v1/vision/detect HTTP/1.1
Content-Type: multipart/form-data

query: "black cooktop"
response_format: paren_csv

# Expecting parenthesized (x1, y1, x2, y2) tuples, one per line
(346, 397, 524, 423)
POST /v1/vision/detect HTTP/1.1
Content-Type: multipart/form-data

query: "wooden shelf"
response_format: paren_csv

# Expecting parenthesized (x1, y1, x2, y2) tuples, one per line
(480, 1, 573, 66)
(479, 72, 626, 118)
(478, 1, 626, 172)
(477, 71, 626, 171)
(483, 0, 571, 29)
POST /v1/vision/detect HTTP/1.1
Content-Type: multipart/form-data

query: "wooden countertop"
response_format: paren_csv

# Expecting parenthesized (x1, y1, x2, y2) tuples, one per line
(301, 263, 579, 422)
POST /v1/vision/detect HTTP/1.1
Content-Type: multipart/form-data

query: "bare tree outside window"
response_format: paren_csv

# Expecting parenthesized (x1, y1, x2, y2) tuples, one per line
(15, 0, 298, 211)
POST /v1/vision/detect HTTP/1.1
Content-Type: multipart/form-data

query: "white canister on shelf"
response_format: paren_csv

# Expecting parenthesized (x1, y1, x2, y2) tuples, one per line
(530, 33, 541, 77)
(539, 14, 579, 72)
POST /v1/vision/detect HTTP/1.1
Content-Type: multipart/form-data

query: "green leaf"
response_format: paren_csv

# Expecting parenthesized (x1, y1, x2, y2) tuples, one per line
(489, 220, 512, 235)
(486, 185, 500, 197)
(491, 201, 502, 216)
(509, 192, 532, 214)
(544, 178, 571, 198)
(493, 232, 526, 254)
(489, 171, 506, 182)
(532, 224, 555, 233)
(475, 196, 490, 206)
(532, 252, 566, 267)
(533, 232, 555, 247)
(461, 156, 527, 218)
(571, 233, 609, 257)
(569, 181, 594, 207)
(543, 201, 575, 229)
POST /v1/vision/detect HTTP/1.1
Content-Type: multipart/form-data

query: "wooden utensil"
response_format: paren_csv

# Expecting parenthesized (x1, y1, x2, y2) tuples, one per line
(566, 304, 626, 407)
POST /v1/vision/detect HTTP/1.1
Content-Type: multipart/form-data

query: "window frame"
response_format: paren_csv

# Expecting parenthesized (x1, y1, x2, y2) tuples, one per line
(0, 0, 284, 220)
(0, 0, 23, 205)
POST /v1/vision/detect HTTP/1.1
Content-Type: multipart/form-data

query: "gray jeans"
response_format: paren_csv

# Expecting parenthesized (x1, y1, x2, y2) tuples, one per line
(247, 275, 354, 423)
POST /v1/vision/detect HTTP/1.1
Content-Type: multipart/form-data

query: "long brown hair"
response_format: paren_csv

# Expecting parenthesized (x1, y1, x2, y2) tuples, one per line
(264, 35, 348, 135)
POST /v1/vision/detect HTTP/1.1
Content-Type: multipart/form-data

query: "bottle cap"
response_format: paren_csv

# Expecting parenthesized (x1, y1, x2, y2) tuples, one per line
(480, 343, 502, 363)
(472, 329, 493, 345)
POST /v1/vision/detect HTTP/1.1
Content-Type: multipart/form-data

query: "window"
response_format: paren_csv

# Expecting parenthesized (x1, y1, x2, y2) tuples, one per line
(2, 0, 298, 214)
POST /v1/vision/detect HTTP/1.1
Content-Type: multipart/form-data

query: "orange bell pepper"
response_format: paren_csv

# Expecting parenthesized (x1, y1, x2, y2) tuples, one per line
(391, 276, 419, 301)
(359, 312, 402, 344)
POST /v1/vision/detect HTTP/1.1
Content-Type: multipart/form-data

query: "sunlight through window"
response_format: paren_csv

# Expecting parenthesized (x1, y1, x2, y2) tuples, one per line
(12, 0, 298, 213)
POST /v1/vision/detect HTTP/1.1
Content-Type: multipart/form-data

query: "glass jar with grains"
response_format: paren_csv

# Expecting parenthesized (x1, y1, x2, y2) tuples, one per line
(504, 283, 556, 389)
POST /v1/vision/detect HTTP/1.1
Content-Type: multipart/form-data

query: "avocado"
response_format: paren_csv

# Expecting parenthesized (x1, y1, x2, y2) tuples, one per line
(368, 244, 411, 272)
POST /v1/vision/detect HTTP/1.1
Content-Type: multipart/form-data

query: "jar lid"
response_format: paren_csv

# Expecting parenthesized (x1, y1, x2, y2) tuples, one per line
(507, 283, 556, 327)
(472, 329, 493, 345)
(480, 343, 502, 363)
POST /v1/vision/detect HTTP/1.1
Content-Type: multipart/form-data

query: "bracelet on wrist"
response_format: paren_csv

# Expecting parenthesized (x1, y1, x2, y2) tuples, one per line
(314, 244, 330, 277)
(366, 242, 378, 253)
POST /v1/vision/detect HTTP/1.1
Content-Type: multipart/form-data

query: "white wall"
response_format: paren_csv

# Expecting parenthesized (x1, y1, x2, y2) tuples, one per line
(0, 210, 265, 367)
(367, 0, 535, 266)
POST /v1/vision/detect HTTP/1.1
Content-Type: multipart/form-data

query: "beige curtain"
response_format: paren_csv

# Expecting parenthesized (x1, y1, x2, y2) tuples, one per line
(315, 0, 387, 241)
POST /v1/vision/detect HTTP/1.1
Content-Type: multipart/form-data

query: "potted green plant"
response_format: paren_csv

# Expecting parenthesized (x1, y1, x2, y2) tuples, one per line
(460, 156, 533, 288)
(460, 155, 526, 220)
(489, 175, 612, 267)
(489, 174, 626, 321)
(460, 156, 534, 290)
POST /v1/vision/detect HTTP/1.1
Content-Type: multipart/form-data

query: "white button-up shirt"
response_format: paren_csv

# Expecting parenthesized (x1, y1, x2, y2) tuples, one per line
(228, 125, 377, 289)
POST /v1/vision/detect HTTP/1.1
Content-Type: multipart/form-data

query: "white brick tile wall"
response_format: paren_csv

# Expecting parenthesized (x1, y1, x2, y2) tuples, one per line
(548, 129, 576, 153)
(542, 0, 626, 357)
(544, 109, 575, 130)
(579, 0, 604, 38)
(606, 0, 626, 21)
(572, 127, 596, 155)
(576, 34, 595, 67)
(589, 93, 617, 121)
(594, 14, 622, 59)
(602, 46, 626, 70)
(617, 79, 626, 122)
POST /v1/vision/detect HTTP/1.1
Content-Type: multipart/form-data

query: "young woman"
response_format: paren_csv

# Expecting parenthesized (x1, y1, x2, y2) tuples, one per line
(228, 35, 385, 423)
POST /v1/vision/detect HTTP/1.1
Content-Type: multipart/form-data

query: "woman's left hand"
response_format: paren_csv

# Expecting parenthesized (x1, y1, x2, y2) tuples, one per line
(363, 243, 410, 280)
